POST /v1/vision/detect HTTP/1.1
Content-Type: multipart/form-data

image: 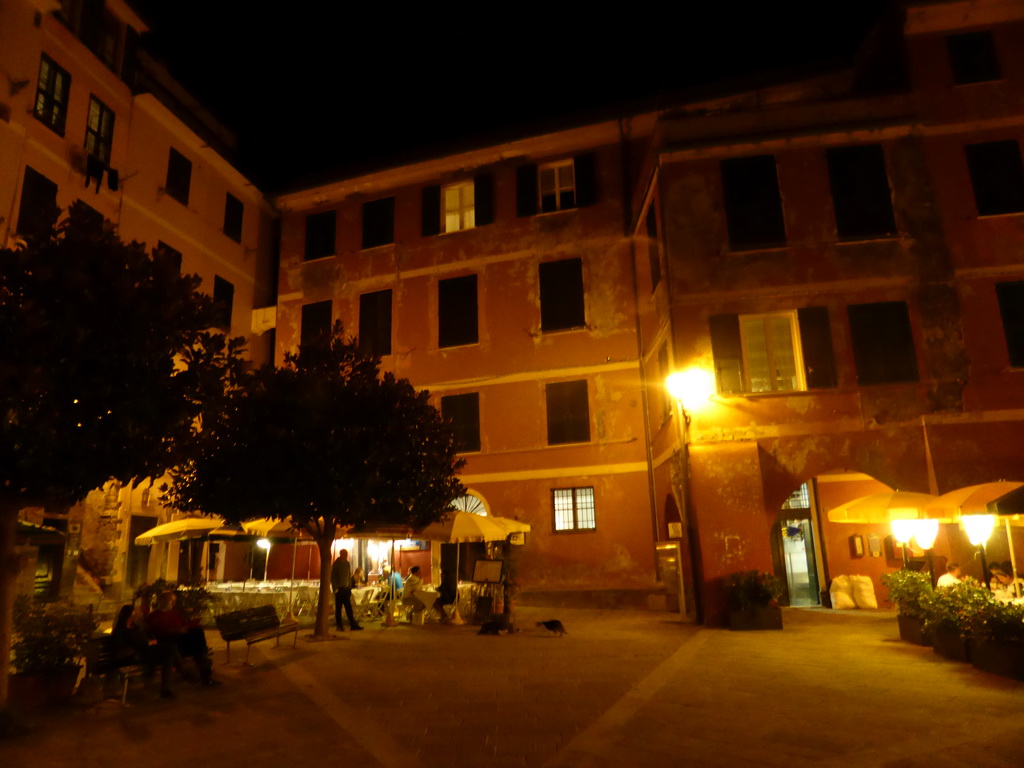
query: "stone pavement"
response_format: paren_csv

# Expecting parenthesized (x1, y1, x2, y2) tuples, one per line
(2, 606, 1022, 768)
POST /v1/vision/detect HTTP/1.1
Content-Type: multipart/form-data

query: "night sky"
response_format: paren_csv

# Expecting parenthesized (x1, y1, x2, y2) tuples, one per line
(130, 1, 893, 192)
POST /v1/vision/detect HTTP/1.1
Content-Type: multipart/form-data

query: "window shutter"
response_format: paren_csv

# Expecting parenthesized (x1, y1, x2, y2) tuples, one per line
(847, 301, 919, 385)
(422, 185, 441, 237)
(709, 314, 744, 394)
(574, 153, 597, 207)
(474, 172, 494, 226)
(995, 281, 1024, 367)
(797, 307, 837, 389)
(517, 164, 538, 217)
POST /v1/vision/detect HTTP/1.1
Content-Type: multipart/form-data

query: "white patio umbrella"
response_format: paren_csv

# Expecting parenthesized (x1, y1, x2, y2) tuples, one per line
(825, 491, 940, 525)
(134, 516, 228, 545)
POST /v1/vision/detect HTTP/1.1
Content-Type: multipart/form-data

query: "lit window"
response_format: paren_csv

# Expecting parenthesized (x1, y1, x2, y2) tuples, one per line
(539, 160, 575, 213)
(84, 96, 115, 164)
(443, 181, 475, 233)
(739, 312, 805, 393)
(34, 54, 71, 136)
(782, 483, 810, 510)
(553, 487, 596, 532)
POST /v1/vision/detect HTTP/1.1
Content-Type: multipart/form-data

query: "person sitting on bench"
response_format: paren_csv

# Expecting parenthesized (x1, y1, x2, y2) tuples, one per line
(147, 591, 220, 686)
(112, 603, 183, 699)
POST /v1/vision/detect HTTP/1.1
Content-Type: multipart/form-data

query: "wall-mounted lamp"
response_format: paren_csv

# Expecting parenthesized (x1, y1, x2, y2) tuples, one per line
(665, 368, 716, 414)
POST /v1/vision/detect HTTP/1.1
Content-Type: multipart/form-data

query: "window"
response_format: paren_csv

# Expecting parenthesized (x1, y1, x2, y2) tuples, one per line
(441, 393, 481, 453)
(995, 281, 1024, 368)
(300, 300, 333, 348)
(539, 258, 585, 332)
(84, 96, 114, 164)
(646, 206, 661, 291)
(16, 167, 58, 243)
(362, 197, 395, 249)
(165, 148, 192, 205)
(552, 487, 596, 532)
(847, 301, 919, 386)
(443, 182, 474, 232)
(710, 307, 836, 394)
(305, 210, 336, 260)
(720, 154, 787, 250)
(155, 241, 182, 273)
(947, 31, 1000, 85)
(212, 276, 234, 331)
(965, 140, 1024, 216)
(422, 173, 493, 236)
(827, 145, 897, 240)
(438, 275, 478, 348)
(358, 289, 392, 356)
(223, 193, 244, 243)
(546, 380, 590, 445)
(516, 154, 596, 216)
(34, 54, 71, 135)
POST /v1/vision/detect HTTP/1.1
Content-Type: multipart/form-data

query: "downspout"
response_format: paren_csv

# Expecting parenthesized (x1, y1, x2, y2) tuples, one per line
(619, 117, 661, 553)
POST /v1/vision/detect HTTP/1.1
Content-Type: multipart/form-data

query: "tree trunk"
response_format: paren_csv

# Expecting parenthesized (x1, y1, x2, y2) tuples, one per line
(314, 535, 334, 639)
(0, 500, 19, 710)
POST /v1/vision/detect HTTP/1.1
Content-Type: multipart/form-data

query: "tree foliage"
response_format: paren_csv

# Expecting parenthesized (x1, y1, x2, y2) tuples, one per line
(0, 203, 243, 708)
(165, 328, 465, 635)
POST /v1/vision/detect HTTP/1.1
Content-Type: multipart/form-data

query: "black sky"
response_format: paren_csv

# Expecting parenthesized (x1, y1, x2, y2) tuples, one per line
(131, 1, 894, 191)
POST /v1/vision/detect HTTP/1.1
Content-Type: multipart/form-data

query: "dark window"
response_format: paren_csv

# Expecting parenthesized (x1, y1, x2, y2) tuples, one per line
(300, 300, 333, 348)
(709, 307, 836, 394)
(422, 185, 441, 237)
(165, 148, 192, 205)
(358, 289, 392, 356)
(305, 210, 336, 260)
(847, 301, 919, 386)
(646, 206, 661, 291)
(995, 281, 1024, 367)
(441, 393, 481, 453)
(517, 154, 596, 217)
(212, 276, 234, 331)
(362, 197, 395, 249)
(552, 487, 596, 532)
(720, 155, 787, 250)
(827, 145, 897, 240)
(438, 275, 478, 348)
(16, 166, 58, 243)
(947, 31, 1001, 85)
(539, 258, 585, 332)
(121, 25, 140, 88)
(474, 172, 495, 226)
(223, 193, 243, 242)
(155, 241, 182, 273)
(965, 140, 1024, 216)
(546, 380, 590, 445)
(84, 95, 114, 164)
(34, 54, 71, 135)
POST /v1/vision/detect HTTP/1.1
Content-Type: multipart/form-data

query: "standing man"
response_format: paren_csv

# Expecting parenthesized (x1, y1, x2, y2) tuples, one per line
(331, 549, 363, 631)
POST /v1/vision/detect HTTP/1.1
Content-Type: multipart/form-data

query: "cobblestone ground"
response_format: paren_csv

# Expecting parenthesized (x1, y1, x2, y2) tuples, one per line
(2, 606, 1022, 767)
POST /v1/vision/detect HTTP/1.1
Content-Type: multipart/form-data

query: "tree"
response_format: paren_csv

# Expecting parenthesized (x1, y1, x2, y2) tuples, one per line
(165, 329, 465, 637)
(0, 203, 243, 709)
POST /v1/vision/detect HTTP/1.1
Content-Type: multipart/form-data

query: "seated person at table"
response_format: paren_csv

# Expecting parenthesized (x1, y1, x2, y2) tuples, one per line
(381, 567, 403, 595)
(112, 603, 183, 699)
(352, 567, 367, 588)
(428, 570, 457, 623)
(146, 591, 220, 686)
(990, 563, 1023, 601)
(936, 562, 961, 588)
(402, 565, 426, 617)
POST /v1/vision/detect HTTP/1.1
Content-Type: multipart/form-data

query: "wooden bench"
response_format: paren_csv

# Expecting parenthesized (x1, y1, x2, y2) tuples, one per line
(84, 635, 146, 705)
(215, 605, 299, 664)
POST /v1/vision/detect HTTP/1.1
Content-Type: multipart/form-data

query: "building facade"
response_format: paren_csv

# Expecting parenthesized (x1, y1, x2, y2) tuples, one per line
(1, 0, 277, 599)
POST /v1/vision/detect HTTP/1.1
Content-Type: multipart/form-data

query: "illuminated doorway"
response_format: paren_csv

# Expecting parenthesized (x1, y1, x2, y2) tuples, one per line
(777, 483, 820, 606)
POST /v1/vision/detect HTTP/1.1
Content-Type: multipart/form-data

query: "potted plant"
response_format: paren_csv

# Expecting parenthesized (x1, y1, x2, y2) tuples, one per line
(921, 578, 991, 663)
(881, 569, 933, 645)
(10, 596, 97, 708)
(725, 570, 783, 631)
(964, 599, 1024, 680)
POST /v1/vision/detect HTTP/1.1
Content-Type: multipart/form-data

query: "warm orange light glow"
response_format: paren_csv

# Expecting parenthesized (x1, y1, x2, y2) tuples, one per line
(912, 519, 939, 550)
(890, 519, 915, 544)
(665, 368, 716, 411)
(962, 514, 996, 546)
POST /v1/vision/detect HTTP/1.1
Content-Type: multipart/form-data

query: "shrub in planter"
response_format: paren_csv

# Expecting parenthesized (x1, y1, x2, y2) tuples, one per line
(726, 570, 783, 631)
(11, 596, 97, 707)
(881, 569, 933, 645)
(964, 600, 1024, 680)
(922, 578, 992, 663)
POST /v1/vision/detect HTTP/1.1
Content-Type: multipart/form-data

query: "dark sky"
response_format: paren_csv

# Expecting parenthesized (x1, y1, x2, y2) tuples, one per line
(131, 1, 893, 191)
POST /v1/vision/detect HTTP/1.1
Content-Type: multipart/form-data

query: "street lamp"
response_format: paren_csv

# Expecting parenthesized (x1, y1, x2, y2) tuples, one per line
(890, 519, 915, 568)
(962, 514, 996, 590)
(912, 519, 939, 586)
(256, 538, 272, 582)
(665, 368, 716, 415)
